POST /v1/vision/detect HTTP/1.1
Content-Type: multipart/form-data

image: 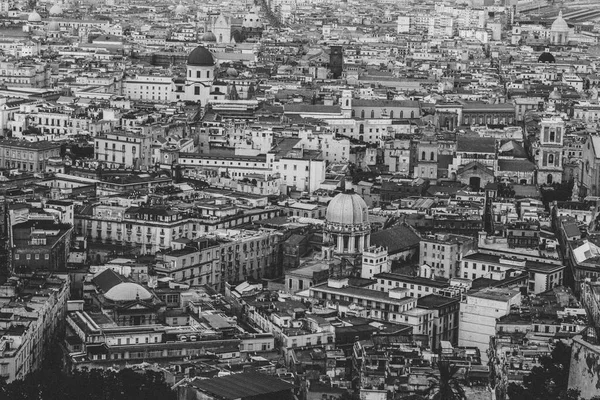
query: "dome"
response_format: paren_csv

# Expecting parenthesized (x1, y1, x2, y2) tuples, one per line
(104, 282, 153, 302)
(174, 3, 186, 15)
(551, 10, 569, 32)
(202, 31, 217, 42)
(549, 88, 562, 100)
(28, 10, 41, 22)
(226, 67, 238, 77)
(187, 46, 215, 66)
(538, 51, 555, 63)
(49, 4, 62, 16)
(326, 191, 369, 226)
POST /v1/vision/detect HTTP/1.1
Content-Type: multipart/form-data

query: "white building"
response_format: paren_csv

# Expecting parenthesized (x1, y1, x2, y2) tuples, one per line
(459, 287, 521, 363)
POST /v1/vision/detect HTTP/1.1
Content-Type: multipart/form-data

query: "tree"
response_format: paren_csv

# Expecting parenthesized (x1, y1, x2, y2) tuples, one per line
(0, 368, 176, 400)
(507, 341, 573, 400)
(423, 360, 466, 400)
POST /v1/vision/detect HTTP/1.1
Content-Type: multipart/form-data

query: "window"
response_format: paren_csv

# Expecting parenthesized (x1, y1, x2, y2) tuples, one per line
(194, 87, 200, 95)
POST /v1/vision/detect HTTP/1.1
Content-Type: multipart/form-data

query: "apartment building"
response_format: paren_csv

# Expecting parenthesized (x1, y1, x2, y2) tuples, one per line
(94, 131, 153, 169)
(420, 233, 476, 278)
(0, 273, 70, 383)
(159, 229, 282, 292)
(0, 139, 61, 172)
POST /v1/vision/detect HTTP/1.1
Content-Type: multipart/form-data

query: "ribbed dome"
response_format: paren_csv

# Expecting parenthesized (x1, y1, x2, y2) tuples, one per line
(202, 31, 217, 42)
(551, 11, 569, 32)
(49, 4, 63, 16)
(104, 282, 153, 302)
(549, 88, 562, 99)
(174, 3, 186, 15)
(187, 46, 215, 66)
(28, 11, 42, 22)
(538, 52, 555, 63)
(326, 191, 369, 226)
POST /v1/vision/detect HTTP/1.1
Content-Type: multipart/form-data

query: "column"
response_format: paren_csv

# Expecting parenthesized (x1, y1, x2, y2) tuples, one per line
(348, 235, 355, 253)
(337, 235, 344, 253)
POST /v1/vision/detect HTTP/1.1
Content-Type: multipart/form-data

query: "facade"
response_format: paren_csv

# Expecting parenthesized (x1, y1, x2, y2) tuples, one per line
(459, 287, 522, 364)
(417, 294, 460, 351)
(536, 116, 565, 185)
(94, 131, 153, 169)
(159, 229, 282, 292)
(12, 220, 73, 273)
(420, 233, 476, 279)
(0, 140, 61, 172)
(0, 274, 70, 383)
(460, 252, 564, 294)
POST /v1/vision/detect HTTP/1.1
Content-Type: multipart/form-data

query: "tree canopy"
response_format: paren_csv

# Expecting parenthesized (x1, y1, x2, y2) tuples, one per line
(0, 367, 176, 400)
(507, 341, 600, 400)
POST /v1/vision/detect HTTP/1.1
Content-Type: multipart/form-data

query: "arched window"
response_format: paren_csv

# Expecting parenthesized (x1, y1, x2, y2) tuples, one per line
(370, 110, 375, 118)
(430, 152, 435, 161)
(219, 34, 223, 42)
(548, 154, 554, 164)
(359, 124, 364, 134)
(411, 111, 415, 118)
(206, 71, 210, 78)
(360, 110, 365, 119)
(345, 99, 349, 107)
(390, 110, 394, 119)
(422, 151, 426, 160)
(400, 111, 403, 118)
(351, 110, 356, 117)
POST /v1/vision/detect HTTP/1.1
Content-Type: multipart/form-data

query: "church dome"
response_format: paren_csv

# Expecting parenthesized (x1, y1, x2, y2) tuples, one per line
(174, 3, 186, 15)
(28, 10, 42, 22)
(551, 11, 569, 32)
(187, 46, 215, 66)
(104, 282, 153, 302)
(326, 191, 369, 226)
(49, 4, 63, 16)
(549, 88, 562, 100)
(538, 51, 555, 63)
(202, 31, 217, 42)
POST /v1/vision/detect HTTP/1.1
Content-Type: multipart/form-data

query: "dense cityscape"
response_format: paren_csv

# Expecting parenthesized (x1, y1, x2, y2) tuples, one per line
(0, 0, 598, 399)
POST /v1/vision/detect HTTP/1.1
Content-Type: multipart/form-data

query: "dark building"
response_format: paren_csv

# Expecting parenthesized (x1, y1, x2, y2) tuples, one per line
(329, 46, 343, 79)
(506, 221, 540, 248)
(380, 179, 428, 203)
(12, 220, 72, 273)
(178, 372, 296, 400)
(417, 294, 460, 351)
(282, 233, 310, 269)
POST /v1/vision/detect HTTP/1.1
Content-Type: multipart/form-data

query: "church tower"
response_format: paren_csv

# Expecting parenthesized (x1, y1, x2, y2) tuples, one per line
(361, 246, 389, 280)
(536, 116, 564, 185)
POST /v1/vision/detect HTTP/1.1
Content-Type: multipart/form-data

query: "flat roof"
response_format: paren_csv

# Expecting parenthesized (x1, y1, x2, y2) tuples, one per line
(462, 252, 564, 274)
(190, 372, 295, 399)
(374, 272, 449, 288)
(310, 283, 415, 305)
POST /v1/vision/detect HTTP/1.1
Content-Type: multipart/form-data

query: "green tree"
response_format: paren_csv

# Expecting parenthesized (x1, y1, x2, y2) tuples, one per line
(507, 341, 572, 400)
(423, 360, 467, 400)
